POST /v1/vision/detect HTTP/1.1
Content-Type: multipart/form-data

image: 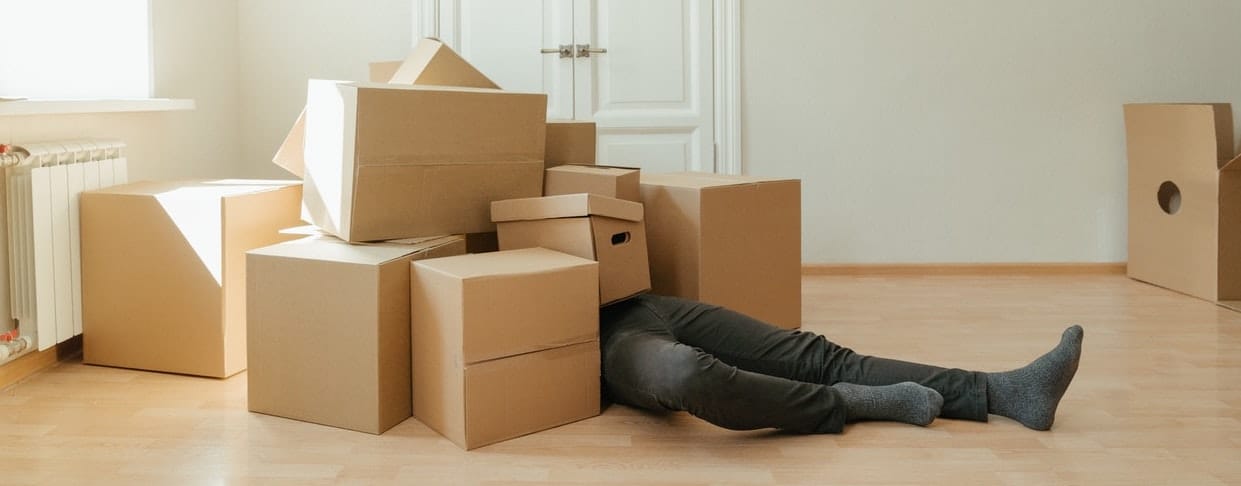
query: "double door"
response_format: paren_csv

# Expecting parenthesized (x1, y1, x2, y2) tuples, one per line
(427, 0, 716, 173)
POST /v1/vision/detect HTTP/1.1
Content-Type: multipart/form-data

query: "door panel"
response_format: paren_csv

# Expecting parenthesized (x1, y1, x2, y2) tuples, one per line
(598, 128, 700, 173)
(577, 0, 714, 172)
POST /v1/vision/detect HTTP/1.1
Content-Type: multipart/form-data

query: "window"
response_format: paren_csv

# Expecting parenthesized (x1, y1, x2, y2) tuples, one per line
(0, 0, 151, 99)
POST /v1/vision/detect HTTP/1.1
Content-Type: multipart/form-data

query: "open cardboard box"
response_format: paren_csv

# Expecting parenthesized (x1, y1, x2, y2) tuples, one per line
(1123, 103, 1241, 312)
(272, 38, 546, 243)
(80, 180, 303, 378)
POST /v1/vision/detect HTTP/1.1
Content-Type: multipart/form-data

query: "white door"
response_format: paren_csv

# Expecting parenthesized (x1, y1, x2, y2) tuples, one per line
(429, 0, 716, 173)
(437, 0, 575, 120)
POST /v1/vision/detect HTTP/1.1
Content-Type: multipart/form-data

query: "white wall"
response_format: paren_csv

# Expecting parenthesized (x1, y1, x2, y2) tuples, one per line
(0, 0, 242, 331)
(742, 0, 1241, 264)
(237, 0, 413, 179)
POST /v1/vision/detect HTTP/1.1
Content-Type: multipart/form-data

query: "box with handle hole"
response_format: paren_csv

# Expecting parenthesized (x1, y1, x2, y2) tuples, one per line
(491, 193, 650, 305)
(1123, 103, 1241, 311)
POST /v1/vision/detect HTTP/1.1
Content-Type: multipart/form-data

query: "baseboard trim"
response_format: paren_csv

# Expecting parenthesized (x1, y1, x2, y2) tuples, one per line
(0, 335, 82, 391)
(802, 263, 1128, 276)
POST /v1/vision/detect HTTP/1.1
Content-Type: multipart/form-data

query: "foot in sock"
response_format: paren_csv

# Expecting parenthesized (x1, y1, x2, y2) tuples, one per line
(832, 382, 944, 426)
(986, 325, 1084, 430)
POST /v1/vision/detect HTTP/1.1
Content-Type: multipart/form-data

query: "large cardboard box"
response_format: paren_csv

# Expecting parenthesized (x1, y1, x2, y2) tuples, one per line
(274, 37, 499, 178)
(301, 81, 547, 242)
(545, 120, 596, 168)
(80, 180, 303, 378)
(247, 235, 465, 434)
(492, 194, 650, 305)
(1123, 103, 1241, 311)
(639, 172, 802, 329)
(411, 248, 600, 449)
(544, 164, 640, 202)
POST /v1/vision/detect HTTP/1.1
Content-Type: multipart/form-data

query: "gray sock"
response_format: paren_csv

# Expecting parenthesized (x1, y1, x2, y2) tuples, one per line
(831, 382, 944, 426)
(986, 325, 1084, 431)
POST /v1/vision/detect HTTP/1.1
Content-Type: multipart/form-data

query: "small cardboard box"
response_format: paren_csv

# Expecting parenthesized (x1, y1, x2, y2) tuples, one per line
(80, 180, 303, 378)
(640, 172, 802, 329)
(301, 81, 547, 242)
(492, 194, 650, 305)
(246, 235, 465, 434)
(545, 120, 596, 168)
(411, 248, 600, 449)
(544, 165, 640, 202)
(1123, 103, 1241, 311)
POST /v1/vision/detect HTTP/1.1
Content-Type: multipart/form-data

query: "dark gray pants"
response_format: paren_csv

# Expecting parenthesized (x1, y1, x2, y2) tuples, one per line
(600, 295, 988, 433)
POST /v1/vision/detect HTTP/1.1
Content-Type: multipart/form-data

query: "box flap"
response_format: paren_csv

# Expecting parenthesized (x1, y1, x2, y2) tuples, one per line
(414, 247, 596, 280)
(491, 194, 643, 223)
(1222, 153, 1241, 172)
(272, 110, 307, 178)
(390, 37, 500, 88)
(640, 171, 797, 189)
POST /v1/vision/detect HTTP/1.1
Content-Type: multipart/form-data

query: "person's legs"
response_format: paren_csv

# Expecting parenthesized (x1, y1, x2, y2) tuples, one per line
(636, 295, 989, 422)
(600, 298, 942, 433)
(639, 295, 1087, 429)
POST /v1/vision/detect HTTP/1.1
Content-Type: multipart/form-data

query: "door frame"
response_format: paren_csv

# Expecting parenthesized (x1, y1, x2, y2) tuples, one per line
(412, 0, 742, 175)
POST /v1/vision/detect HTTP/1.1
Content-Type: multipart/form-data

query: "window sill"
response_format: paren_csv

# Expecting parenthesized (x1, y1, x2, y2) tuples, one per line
(0, 98, 195, 117)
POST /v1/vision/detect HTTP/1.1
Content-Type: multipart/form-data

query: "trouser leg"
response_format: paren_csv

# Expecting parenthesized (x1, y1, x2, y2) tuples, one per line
(601, 326, 849, 433)
(640, 295, 989, 421)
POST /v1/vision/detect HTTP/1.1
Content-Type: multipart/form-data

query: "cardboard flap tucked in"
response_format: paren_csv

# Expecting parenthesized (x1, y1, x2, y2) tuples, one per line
(491, 194, 644, 223)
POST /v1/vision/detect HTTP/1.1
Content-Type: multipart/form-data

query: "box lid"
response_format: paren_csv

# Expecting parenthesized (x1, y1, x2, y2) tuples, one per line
(414, 247, 596, 280)
(491, 194, 643, 223)
(249, 235, 461, 265)
(640, 172, 797, 189)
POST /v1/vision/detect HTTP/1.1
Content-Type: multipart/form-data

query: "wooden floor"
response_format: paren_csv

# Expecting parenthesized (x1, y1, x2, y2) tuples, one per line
(2, 274, 1240, 485)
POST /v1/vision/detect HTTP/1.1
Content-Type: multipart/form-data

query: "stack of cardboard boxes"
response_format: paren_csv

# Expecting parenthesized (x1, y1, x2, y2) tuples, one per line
(77, 38, 803, 450)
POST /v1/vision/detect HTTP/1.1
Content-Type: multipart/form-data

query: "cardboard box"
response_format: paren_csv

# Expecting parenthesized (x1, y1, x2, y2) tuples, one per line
(411, 248, 600, 449)
(545, 120, 596, 168)
(492, 194, 650, 305)
(1123, 103, 1241, 311)
(80, 180, 303, 378)
(640, 172, 802, 329)
(274, 38, 499, 179)
(246, 235, 465, 434)
(301, 81, 546, 242)
(544, 164, 640, 202)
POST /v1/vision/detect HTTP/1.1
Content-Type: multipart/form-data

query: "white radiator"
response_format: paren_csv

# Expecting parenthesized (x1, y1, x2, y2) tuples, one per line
(3, 140, 128, 351)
